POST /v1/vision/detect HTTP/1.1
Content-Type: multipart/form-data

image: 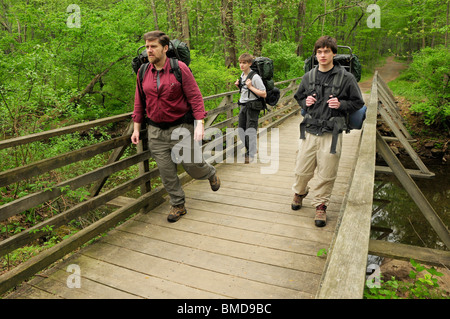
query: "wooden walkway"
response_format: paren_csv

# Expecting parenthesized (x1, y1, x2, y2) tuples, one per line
(5, 113, 363, 299)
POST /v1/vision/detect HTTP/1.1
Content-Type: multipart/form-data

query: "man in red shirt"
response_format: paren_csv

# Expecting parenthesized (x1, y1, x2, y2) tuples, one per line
(131, 31, 220, 223)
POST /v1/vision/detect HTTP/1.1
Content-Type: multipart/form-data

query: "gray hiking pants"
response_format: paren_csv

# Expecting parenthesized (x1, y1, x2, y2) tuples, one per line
(147, 123, 216, 206)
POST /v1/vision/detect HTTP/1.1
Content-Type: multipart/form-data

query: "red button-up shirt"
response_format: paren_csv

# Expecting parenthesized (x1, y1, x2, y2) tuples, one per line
(132, 58, 207, 124)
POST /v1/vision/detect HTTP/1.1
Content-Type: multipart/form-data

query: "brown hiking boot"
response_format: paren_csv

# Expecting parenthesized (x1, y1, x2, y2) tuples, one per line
(167, 204, 187, 223)
(209, 174, 220, 192)
(291, 191, 308, 210)
(315, 204, 327, 227)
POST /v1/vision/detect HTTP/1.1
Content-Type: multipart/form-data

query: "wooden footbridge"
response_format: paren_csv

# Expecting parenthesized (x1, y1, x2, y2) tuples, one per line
(1, 73, 449, 299)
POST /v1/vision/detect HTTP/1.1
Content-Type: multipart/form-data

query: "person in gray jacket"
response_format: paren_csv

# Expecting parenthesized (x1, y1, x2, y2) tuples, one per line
(291, 36, 364, 227)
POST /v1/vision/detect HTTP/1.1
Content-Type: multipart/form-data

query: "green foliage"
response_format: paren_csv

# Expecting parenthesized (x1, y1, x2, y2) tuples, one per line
(391, 46, 450, 128)
(317, 248, 328, 258)
(261, 41, 305, 80)
(364, 259, 449, 299)
(190, 50, 240, 100)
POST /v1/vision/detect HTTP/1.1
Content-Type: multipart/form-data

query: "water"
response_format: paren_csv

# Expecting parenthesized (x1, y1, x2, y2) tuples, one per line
(372, 165, 449, 250)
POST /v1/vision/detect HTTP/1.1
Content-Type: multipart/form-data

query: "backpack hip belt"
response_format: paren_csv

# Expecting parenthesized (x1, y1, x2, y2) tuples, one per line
(146, 110, 194, 130)
(300, 115, 345, 154)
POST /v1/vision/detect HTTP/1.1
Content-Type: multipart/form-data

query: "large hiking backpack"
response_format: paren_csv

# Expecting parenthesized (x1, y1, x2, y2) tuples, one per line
(304, 45, 362, 82)
(241, 57, 280, 110)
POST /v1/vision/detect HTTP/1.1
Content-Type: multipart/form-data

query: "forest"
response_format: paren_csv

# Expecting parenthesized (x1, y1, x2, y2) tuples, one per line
(0, 0, 448, 143)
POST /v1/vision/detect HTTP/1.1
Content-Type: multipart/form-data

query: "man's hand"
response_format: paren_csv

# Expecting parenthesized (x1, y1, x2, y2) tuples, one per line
(306, 94, 317, 107)
(131, 131, 140, 145)
(194, 120, 204, 141)
(131, 122, 141, 145)
(327, 95, 341, 109)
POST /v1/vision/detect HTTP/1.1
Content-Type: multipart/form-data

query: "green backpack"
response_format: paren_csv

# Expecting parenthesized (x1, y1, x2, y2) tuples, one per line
(246, 57, 280, 108)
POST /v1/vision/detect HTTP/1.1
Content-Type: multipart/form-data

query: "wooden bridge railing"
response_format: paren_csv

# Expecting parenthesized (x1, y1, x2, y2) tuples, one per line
(0, 77, 301, 295)
(317, 71, 450, 299)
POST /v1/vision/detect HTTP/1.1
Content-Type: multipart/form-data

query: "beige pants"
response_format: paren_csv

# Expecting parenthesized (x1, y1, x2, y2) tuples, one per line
(292, 132, 342, 207)
(147, 123, 216, 206)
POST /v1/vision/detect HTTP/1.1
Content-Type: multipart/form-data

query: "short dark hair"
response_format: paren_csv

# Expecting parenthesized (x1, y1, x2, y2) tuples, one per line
(143, 31, 170, 47)
(314, 36, 338, 54)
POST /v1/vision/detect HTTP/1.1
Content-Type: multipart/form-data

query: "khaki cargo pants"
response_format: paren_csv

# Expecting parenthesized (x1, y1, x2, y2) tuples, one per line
(292, 132, 343, 207)
(147, 123, 216, 206)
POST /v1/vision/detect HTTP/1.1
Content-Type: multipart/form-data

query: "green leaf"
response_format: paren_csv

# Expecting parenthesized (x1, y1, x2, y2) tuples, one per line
(427, 267, 443, 277)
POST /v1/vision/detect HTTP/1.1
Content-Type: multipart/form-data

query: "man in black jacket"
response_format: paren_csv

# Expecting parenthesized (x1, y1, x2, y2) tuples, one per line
(291, 36, 364, 227)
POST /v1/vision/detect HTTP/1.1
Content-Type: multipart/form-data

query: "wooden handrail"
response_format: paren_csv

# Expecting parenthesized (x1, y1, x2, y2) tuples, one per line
(316, 72, 378, 299)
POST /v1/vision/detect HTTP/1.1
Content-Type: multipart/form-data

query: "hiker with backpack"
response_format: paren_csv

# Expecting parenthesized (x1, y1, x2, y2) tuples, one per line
(234, 53, 267, 164)
(131, 31, 220, 223)
(291, 36, 364, 227)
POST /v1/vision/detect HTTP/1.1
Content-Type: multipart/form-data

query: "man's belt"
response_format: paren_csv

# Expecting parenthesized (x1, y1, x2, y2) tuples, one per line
(146, 111, 194, 130)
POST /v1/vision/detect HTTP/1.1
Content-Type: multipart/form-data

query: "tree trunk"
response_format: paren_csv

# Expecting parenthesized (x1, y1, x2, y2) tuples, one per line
(254, 13, 266, 56)
(166, 0, 176, 35)
(321, 0, 327, 35)
(222, 0, 237, 68)
(149, 0, 159, 30)
(180, 0, 190, 47)
(446, 1, 449, 48)
(295, 0, 307, 56)
(174, 0, 183, 39)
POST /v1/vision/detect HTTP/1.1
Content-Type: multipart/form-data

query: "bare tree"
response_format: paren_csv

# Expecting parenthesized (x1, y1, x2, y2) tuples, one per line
(295, 0, 307, 56)
(180, 0, 190, 47)
(222, 0, 237, 68)
(149, 0, 159, 30)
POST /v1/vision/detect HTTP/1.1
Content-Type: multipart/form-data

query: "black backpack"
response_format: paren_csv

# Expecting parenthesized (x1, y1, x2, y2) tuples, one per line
(240, 57, 280, 111)
(304, 45, 362, 82)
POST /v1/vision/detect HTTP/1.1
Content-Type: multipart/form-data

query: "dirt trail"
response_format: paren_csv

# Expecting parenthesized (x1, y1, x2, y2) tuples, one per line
(358, 56, 408, 93)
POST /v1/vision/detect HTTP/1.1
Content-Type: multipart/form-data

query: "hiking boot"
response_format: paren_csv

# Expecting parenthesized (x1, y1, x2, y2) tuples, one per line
(315, 204, 327, 227)
(167, 204, 187, 223)
(209, 174, 220, 192)
(291, 192, 308, 210)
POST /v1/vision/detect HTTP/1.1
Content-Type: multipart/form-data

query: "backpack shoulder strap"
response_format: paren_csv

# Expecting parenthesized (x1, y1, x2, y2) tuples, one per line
(245, 70, 258, 99)
(307, 66, 318, 95)
(331, 66, 345, 97)
(169, 58, 182, 84)
(247, 70, 257, 81)
(138, 62, 149, 103)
